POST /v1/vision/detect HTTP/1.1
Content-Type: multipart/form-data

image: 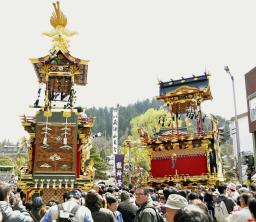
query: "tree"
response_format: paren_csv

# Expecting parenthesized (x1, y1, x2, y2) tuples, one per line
(0, 156, 14, 166)
(90, 146, 109, 180)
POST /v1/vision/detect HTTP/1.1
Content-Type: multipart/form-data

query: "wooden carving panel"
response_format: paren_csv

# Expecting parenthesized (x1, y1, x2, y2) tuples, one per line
(33, 123, 77, 174)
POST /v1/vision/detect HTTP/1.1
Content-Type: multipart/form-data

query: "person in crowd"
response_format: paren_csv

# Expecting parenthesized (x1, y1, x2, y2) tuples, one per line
(149, 188, 158, 201)
(163, 188, 177, 202)
(24, 200, 33, 211)
(39, 205, 49, 219)
(187, 192, 199, 203)
(46, 199, 59, 207)
(174, 205, 212, 222)
(204, 192, 216, 221)
(226, 193, 253, 222)
(85, 189, 115, 222)
(41, 190, 93, 222)
(106, 194, 124, 222)
(216, 183, 236, 214)
(134, 186, 158, 222)
(163, 193, 188, 222)
(0, 211, 3, 222)
(30, 196, 44, 222)
(248, 198, 256, 221)
(227, 183, 240, 202)
(117, 191, 138, 222)
(0, 182, 33, 222)
(191, 199, 208, 214)
(92, 184, 101, 193)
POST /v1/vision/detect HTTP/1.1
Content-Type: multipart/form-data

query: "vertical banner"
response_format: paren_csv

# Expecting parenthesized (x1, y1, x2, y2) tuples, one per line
(112, 105, 119, 154)
(115, 154, 124, 186)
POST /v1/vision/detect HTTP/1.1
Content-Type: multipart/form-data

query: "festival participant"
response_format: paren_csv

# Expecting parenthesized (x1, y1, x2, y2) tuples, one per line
(134, 186, 158, 222)
(106, 194, 124, 222)
(174, 205, 212, 222)
(30, 196, 44, 221)
(85, 189, 115, 222)
(226, 193, 253, 222)
(117, 191, 138, 222)
(227, 183, 240, 202)
(40, 190, 93, 222)
(216, 184, 237, 212)
(248, 198, 256, 221)
(163, 194, 188, 222)
(0, 182, 33, 222)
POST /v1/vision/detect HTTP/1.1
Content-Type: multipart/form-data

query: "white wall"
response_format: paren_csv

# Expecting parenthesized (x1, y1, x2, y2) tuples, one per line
(230, 113, 254, 158)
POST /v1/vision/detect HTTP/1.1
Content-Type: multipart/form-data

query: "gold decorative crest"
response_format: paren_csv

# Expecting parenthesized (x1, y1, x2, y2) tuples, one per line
(43, 1, 78, 52)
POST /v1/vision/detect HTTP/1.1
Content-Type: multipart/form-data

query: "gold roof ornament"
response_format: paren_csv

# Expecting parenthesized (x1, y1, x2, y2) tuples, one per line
(43, 1, 78, 53)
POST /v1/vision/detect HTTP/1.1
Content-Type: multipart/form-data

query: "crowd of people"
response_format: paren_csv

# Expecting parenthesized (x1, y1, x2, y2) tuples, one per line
(0, 181, 256, 222)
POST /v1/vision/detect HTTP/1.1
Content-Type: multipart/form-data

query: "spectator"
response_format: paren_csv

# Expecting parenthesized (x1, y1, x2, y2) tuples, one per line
(204, 192, 215, 220)
(216, 183, 236, 214)
(117, 191, 138, 222)
(39, 205, 49, 219)
(134, 186, 158, 222)
(41, 190, 93, 222)
(106, 194, 123, 222)
(174, 205, 212, 222)
(163, 194, 188, 222)
(85, 190, 115, 222)
(0, 182, 33, 222)
(248, 198, 256, 220)
(0, 211, 3, 222)
(226, 193, 253, 222)
(227, 183, 239, 202)
(187, 192, 199, 203)
(30, 196, 44, 222)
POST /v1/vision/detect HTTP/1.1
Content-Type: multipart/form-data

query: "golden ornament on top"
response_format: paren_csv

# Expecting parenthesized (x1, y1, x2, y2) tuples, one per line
(43, 1, 78, 52)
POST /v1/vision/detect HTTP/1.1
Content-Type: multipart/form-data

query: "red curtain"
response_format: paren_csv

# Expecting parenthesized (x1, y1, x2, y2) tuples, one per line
(151, 155, 208, 177)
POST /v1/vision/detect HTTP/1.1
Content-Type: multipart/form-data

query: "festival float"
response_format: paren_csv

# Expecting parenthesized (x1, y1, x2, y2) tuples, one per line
(18, 1, 94, 201)
(138, 74, 224, 188)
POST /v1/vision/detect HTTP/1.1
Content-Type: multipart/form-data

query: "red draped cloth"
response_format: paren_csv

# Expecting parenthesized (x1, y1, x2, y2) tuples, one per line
(151, 155, 208, 177)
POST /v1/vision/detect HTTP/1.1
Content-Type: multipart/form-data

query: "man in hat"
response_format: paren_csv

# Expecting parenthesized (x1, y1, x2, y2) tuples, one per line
(41, 190, 93, 222)
(163, 194, 188, 222)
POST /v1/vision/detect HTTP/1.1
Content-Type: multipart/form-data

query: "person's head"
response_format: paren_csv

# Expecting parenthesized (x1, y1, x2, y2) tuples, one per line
(239, 193, 252, 208)
(249, 198, 256, 220)
(120, 191, 130, 202)
(85, 190, 103, 212)
(174, 205, 211, 222)
(24, 200, 33, 211)
(32, 196, 43, 209)
(47, 199, 59, 207)
(92, 184, 100, 193)
(134, 186, 150, 206)
(68, 190, 82, 201)
(217, 183, 227, 195)
(106, 195, 118, 213)
(0, 182, 11, 202)
(191, 199, 208, 213)
(227, 183, 237, 192)
(163, 194, 188, 222)
(204, 192, 213, 203)
(163, 188, 177, 201)
(187, 192, 199, 202)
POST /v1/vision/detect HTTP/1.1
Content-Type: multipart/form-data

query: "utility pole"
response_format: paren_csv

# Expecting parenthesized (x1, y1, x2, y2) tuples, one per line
(224, 66, 242, 183)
